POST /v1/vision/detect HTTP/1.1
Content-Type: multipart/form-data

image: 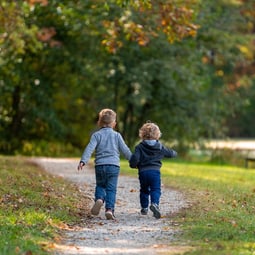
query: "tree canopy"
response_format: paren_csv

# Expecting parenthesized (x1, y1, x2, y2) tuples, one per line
(0, 0, 254, 155)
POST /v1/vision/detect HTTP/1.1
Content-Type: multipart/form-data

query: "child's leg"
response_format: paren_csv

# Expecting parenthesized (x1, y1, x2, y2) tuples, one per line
(148, 170, 161, 206)
(148, 170, 161, 219)
(139, 171, 150, 209)
(90, 166, 108, 215)
(95, 166, 107, 201)
(105, 165, 120, 212)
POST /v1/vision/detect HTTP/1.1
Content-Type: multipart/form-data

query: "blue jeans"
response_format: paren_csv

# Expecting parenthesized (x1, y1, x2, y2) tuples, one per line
(138, 170, 161, 209)
(95, 165, 120, 211)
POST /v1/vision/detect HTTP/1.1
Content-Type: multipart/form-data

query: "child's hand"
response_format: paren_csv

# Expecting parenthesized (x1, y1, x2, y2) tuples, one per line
(77, 161, 85, 171)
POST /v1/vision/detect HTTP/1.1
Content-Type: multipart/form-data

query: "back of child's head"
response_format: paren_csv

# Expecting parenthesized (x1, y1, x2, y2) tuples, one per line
(97, 108, 116, 127)
(139, 122, 161, 140)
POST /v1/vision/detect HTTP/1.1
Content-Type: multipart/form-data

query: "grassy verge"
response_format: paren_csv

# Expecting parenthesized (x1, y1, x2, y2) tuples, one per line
(120, 160, 255, 255)
(2, 155, 255, 254)
(0, 156, 87, 255)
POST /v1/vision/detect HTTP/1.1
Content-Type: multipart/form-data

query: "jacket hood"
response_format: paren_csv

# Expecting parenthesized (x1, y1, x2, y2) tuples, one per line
(140, 140, 162, 152)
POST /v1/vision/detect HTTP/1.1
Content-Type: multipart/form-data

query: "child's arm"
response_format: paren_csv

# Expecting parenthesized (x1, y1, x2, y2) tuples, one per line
(77, 134, 97, 171)
(117, 133, 132, 160)
(163, 146, 177, 158)
(129, 146, 140, 168)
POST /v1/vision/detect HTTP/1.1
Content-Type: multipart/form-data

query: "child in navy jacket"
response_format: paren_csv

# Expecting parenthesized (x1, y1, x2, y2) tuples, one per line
(129, 122, 177, 219)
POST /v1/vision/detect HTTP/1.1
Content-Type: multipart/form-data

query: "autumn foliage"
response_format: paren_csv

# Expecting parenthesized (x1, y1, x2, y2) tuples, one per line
(102, 1, 199, 53)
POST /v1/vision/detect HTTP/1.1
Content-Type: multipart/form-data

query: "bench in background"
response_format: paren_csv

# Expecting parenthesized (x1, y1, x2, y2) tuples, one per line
(245, 156, 255, 169)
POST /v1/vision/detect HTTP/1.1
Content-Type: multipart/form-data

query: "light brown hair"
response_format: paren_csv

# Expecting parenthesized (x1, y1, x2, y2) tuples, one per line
(139, 122, 161, 140)
(97, 108, 116, 128)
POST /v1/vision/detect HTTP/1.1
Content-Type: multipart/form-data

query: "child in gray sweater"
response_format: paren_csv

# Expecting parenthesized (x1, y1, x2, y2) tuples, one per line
(78, 109, 131, 220)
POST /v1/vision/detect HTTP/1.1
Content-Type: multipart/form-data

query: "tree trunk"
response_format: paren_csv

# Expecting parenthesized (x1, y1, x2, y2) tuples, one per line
(9, 85, 22, 138)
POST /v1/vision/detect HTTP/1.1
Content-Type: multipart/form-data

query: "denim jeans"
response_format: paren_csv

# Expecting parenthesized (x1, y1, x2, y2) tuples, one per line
(138, 170, 161, 209)
(95, 164, 120, 211)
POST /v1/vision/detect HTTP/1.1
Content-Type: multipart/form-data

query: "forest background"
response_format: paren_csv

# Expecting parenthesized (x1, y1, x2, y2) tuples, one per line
(0, 0, 255, 157)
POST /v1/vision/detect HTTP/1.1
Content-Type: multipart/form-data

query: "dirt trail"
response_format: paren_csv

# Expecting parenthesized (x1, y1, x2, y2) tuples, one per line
(33, 157, 190, 255)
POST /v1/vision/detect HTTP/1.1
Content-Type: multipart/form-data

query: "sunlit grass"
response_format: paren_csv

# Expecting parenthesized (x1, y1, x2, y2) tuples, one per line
(1, 155, 255, 254)
(120, 159, 255, 254)
(0, 156, 87, 255)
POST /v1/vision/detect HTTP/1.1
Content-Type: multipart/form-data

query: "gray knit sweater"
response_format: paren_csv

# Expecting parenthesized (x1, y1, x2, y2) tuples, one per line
(80, 127, 131, 166)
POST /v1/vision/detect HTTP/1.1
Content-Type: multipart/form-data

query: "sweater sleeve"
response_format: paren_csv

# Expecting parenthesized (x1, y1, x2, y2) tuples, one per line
(80, 134, 98, 164)
(117, 133, 132, 160)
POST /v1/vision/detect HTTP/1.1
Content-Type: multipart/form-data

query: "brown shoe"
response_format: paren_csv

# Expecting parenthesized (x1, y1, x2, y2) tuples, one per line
(105, 209, 115, 220)
(91, 199, 103, 215)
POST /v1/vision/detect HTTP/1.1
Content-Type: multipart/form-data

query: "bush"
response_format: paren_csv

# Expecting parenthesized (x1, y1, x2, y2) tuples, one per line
(15, 140, 81, 157)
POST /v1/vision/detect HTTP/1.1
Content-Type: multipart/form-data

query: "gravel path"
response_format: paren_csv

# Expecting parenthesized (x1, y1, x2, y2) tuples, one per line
(34, 157, 189, 255)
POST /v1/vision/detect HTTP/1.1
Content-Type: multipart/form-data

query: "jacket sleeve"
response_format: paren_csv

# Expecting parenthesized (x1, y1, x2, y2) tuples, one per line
(129, 146, 140, 168)
(162, 146, 177, 158)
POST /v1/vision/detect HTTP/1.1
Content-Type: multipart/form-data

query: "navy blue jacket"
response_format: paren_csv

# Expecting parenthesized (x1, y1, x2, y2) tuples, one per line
(129, 140, 177, 172)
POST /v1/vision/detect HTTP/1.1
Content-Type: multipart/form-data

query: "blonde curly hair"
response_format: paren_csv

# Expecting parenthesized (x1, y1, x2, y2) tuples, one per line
(139, 122, 161, 140)
(97, 108, 116, 128)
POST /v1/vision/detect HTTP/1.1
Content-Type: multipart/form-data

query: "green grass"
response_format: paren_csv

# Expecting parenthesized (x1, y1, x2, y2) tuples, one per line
(120, 160, 255, 255)
(0, 156, 87, 255)
(1, 155, 255, 254)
